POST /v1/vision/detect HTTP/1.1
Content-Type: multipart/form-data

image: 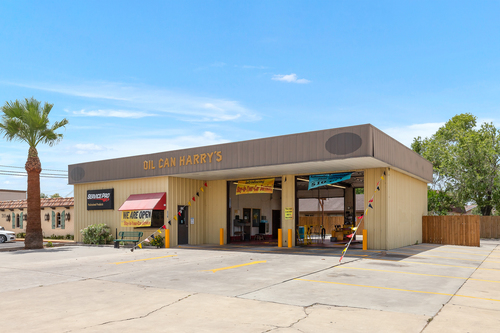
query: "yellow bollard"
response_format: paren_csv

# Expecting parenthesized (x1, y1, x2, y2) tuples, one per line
(165, 229, 170, 248)
(278, 229, 282, 247)
(220, 228, 224, 245)
(363, 229, 367, 251)
(288, 229, 292, 248)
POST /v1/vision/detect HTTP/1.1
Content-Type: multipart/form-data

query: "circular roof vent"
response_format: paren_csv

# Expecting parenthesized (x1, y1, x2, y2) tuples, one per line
(70, 167, 85, 182)
(325, 132, 362, 155)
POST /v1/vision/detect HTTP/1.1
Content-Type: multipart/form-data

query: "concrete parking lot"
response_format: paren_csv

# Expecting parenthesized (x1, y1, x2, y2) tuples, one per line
(0, 240, 499, 332)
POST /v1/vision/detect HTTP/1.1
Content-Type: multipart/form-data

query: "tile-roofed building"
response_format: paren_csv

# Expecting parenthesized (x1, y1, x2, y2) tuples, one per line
(0, 197, 74, 210)
(0, 197, 74, 237)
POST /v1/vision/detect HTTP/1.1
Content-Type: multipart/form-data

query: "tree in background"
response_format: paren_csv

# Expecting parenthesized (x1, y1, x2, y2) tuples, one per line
(0, 98, 68, 249)
(50, 193, 61, 198)
(412, 114, 500, 215)
(427, 188, 456, 216)
(40, 193, 48, 198)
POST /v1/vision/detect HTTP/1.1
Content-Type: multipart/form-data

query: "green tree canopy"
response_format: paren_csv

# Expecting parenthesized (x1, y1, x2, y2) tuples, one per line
(412, 114, 500, 215)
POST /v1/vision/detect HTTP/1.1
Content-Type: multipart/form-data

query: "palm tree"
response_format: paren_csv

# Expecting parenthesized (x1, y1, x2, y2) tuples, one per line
(0, 98, 68, 249)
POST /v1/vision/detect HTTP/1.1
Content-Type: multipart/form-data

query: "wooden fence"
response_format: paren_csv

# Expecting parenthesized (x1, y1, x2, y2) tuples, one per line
(422, 215, 480, 247)
(480, 216, 500, 239)
(298, 216, 364, 234)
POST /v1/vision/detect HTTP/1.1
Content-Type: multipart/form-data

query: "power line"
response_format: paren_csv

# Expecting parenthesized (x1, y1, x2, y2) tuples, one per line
(0, 172, 67, 179)
(0, 170, 68, 176)
(0, 164, 67, 173)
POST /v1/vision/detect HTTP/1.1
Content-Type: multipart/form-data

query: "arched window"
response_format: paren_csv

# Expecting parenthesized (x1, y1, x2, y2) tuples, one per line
(16, 214, 20, 228)
(57, 212, 61, 228)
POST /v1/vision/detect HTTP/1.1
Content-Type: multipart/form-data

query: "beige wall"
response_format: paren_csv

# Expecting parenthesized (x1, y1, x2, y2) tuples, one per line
(386, 168, 427, 248)
(364, 167, 427, 250)
(74, 176, 227, 246)
(74, 177, 169, 243)
(281, 174, 295, 246)
(364, 168, 388, 250)
(204, 180, 227, 244)
(0, 206, 74, 237)
(72, 168, 427, 249)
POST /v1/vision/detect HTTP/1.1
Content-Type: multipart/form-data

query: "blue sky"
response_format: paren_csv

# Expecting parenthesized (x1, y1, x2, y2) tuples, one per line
(1, 1, 500, 196)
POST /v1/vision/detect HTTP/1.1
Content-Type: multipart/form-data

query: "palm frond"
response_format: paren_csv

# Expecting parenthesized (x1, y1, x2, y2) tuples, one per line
(0, 98, 68, 149)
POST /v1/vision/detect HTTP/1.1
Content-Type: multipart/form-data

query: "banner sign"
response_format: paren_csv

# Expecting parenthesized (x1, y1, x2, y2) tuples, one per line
(121, 210, 152, 227)
(236, 178, 275, 195)
(308, 172, 352, 190)
(87, 189, 114, 210)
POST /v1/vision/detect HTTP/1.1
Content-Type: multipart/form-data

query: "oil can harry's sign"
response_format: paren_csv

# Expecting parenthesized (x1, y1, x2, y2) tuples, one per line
(87, 189, 114, 210)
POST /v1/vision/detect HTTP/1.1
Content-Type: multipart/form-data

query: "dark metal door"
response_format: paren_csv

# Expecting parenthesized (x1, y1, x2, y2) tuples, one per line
(178, 206, 189, 245)
(272, 210, 281, 239)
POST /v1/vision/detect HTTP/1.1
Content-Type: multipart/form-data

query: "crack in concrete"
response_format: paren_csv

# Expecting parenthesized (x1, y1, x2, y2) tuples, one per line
(261, 304, 315, 333)
(63, 293, 195, 333)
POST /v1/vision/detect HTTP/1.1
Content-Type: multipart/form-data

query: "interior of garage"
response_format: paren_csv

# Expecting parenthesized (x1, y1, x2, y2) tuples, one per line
(226, 171, 365, 247)
(227, 178, 282, 244)
(296, 171, 364, 247)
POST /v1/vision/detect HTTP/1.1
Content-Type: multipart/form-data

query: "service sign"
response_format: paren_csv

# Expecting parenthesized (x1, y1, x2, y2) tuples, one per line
(236, 178, 275, 195)
(87, 189, 114, 210)
(121, 210, 152, 227)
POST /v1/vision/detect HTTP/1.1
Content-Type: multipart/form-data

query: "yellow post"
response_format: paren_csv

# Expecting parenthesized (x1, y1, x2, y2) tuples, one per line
(220, 228, 224, 245)
(288, 229, 292, 248)
(165, 229, 170, 248)
(278, 228, 282, 247)
(363, 229, 367, 251)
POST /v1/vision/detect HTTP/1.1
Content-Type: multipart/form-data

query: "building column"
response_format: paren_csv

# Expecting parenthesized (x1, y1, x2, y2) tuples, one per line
(281, 175, 295, 247)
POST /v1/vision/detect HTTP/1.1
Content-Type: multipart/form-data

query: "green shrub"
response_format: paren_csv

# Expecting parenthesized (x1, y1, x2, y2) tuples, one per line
(65, 234, 74, 240)
(16, 232, 26, 238)
(150, 235, 165, 248)
(80, 224, 114, 245)
(46, 241, 53, 247)
(49, 234, 65, 240)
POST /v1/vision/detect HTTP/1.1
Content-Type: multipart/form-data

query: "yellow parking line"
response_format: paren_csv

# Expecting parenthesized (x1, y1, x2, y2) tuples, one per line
(366, 258, 500, 271)
(427, 250, 492, 256)
(294, 278, 500, 302)
(389, 252, 482, 262)
(337, 266, 500, 283)
(204, 260, 266, 273)
(112, 255, 177, 265)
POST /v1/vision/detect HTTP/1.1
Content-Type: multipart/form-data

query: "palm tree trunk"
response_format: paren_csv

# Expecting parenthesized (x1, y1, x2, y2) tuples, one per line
(25, 147, 43, 249)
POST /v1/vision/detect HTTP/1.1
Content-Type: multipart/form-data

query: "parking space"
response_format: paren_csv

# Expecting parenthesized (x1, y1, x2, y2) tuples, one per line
(0, 241, 499, 332)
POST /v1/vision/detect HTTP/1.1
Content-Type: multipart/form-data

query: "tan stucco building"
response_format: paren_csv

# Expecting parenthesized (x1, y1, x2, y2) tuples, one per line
(0, 197, 74, 237)
(69, 124, 432, 250)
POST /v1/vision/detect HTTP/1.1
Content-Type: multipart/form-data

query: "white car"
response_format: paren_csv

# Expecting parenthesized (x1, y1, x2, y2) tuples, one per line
(0, 226, 16, 243)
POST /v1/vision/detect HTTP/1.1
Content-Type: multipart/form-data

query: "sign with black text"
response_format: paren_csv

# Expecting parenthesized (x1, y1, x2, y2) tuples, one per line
(87, 189, 114, 210)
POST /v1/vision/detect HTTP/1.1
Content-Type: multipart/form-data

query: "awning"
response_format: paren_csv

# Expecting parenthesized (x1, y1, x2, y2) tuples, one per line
(118, 192, 166, 211)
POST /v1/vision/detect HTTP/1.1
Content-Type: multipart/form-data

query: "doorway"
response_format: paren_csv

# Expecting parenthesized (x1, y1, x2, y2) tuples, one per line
(272, 210, 281, 239)
(178, 205, 189, 245)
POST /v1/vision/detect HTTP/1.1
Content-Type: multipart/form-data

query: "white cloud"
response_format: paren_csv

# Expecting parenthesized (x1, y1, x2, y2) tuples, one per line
(210, 62, 226, 67)
(5, 81, 259, 122)
(242, 65, 268, 69)
(74, 143, 105, 155)
(383, 122, 445, 148)
(72, 109, 156, 118)
(272, 73, 310, 84)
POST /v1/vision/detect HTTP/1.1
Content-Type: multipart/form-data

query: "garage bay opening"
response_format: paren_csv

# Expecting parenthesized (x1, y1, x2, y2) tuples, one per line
(296, 171, 364, 248)
(227, 178, 282, 245)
